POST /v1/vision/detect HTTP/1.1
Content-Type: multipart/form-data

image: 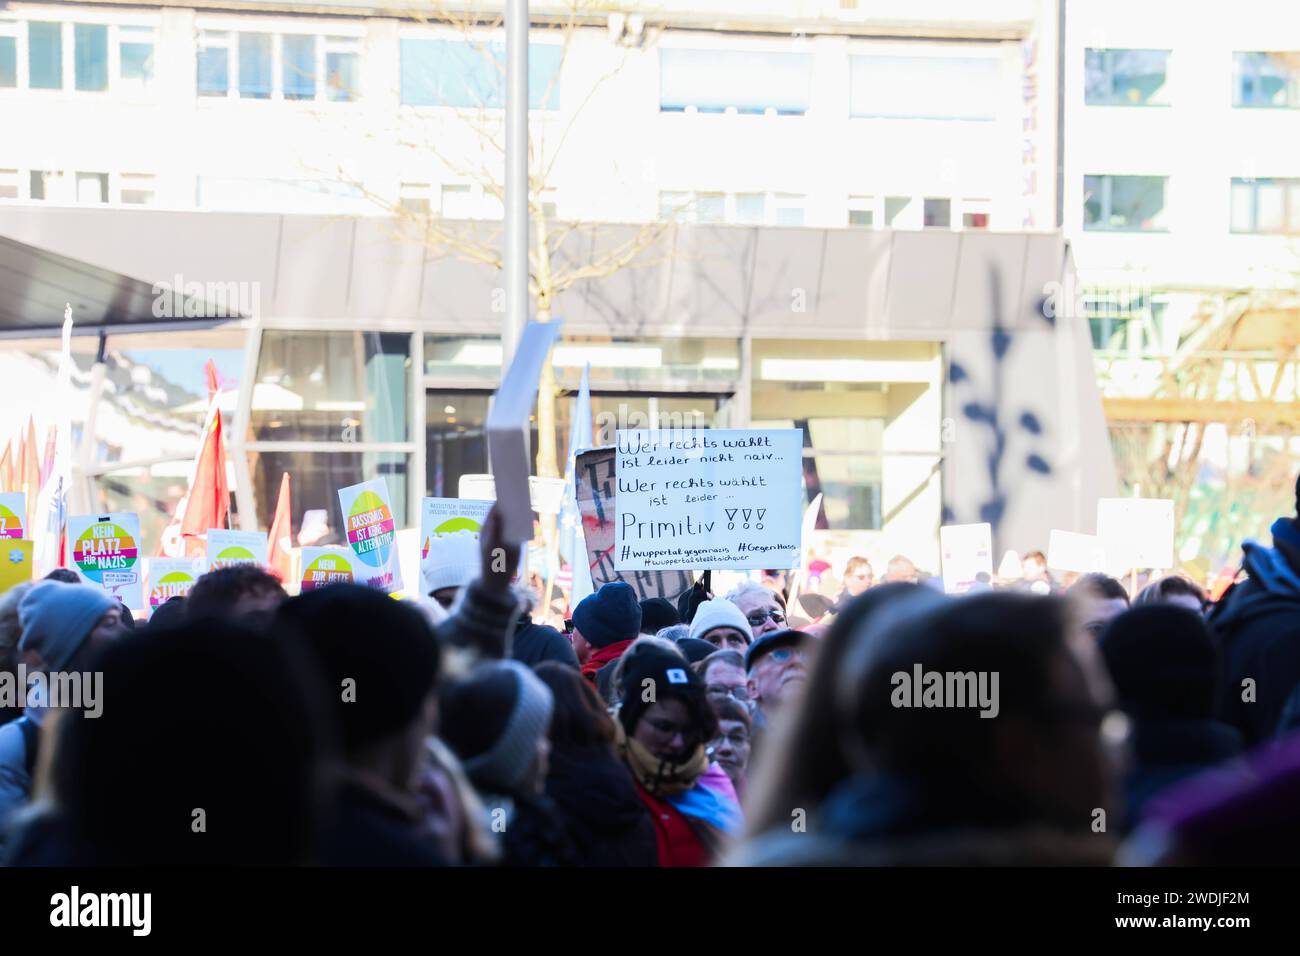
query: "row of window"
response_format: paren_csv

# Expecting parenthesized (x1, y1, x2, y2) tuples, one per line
(1086, 49, 1300, 108)
(0, 168, 155, 204)
(2, 15, 1005, 119)
(1083, 174, 1300, 234)
(654, 191, 992, 230)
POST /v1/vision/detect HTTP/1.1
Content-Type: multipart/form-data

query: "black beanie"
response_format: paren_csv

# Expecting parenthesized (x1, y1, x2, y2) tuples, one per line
(1099, 605, 1218, 720)
(574, 581, 641, 648)
(639, 597, 680, 634)
(675, 636, 717, 664)
(274, 584, 441, 753)
(616, 647, 717, 742)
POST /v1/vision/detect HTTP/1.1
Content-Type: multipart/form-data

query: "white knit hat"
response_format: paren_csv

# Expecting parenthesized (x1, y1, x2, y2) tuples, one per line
(421, 531, 480, 595)
(688, 597, 754, 645)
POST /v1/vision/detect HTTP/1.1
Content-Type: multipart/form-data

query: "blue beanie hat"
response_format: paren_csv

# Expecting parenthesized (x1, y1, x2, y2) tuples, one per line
(18, 580, 119, 673)
(573, 581, 641, 649)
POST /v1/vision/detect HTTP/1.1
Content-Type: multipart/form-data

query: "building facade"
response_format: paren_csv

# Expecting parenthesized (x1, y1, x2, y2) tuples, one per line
(0, 0, 1114, 574)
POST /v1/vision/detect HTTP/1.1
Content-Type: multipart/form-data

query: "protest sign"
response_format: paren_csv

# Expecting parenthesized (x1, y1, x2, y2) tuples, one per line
(574, 446, 693, 603)
(338, 478, 404, 592)
(147, 557, 205, 612)
(207, 529, 269, 570)
(1097, 498, 1174, 572)
(0, 539, 32, 593)
(299, 547, 358, 592)
(69, 512, 143, 607)
(486, 321, 563, 543)
(420, 497, 491, 594)
(0, 493, 26, 539)
(939, 522, 994, 594)
(454, 475, 567, 516)
(612, 428, 803, 572)
(1047, 530, 1107, 573)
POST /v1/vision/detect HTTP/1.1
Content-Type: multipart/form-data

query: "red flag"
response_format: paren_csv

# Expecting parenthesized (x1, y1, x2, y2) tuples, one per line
(205, 359, 220, 403)
(266, 472, 293, 582)
(179, 405, 230, 550)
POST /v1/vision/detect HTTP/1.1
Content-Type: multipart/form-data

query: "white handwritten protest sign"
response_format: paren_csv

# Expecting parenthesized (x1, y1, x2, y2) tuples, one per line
(574, 447, 694, 602)
(147, 557, 205, 613)
(940, 522, 993, 594)
(300, 547, 359, 592)
(69, 512, 143, 608)
(613, 429, 803, 572)
(0, 493, 27, 539)
(1097, 498, 1174, 572)
(207, 529, 268, 570)
(338, 478, 404, 592)
(1047, 530, 1107, 573)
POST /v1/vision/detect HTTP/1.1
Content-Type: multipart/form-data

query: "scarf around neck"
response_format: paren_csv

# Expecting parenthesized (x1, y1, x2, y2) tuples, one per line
(615, 718, 709, 799)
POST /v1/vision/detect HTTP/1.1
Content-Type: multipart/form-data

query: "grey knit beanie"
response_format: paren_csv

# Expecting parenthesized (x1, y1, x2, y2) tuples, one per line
(457, 661, 554, 795)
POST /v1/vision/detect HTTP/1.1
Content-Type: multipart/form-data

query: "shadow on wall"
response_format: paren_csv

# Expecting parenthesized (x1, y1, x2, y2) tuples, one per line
(943, 267, 1055, 535)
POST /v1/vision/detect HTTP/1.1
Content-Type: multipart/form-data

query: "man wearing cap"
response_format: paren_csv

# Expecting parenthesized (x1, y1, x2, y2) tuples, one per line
(745, 628, 812, 743)
(0, 580, 128, 851)
(572, 582, 642, 701)
(688, 597, 752, 653)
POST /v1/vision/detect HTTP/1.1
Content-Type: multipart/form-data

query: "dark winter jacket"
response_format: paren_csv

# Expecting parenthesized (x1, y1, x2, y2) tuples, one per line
(1122, 717, 1243, 832)
(478, 789, 576, 867)
(1209, 518, 1300, 744)
(318, 780, 448, 867)
(728, 772, 1114, 867)
(545, 746, 657, 867)
(513, 618, 579, 669)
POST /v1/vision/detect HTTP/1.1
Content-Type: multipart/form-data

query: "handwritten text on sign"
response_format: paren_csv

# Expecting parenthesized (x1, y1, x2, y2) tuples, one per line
(574, 447, 692, 602)
(614, 429, 803, 572)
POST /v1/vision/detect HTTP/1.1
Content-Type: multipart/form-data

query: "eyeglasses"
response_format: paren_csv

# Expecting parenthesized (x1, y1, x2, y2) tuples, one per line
(706, 684, 751, 702)
(746, 609, 786, 627)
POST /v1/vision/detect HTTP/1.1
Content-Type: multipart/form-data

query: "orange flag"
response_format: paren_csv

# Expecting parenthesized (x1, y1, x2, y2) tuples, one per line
(0, 441, 12, 492)
(41, 425, 57, 488)
(178, 406, 230, 552)
(266, 472, 293, 582)
(21, 418, 39, 532)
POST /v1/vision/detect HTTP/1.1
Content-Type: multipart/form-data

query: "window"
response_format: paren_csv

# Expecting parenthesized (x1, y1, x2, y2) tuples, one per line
(76, 172, 109, 203)
(774, 194, 805, 226)
(74, 23, 108, 91)
(119, 25, 155, 87)
(29, 21, 62, 89)
(1230, 178, 1300, 234)
(29, 170, 63, 201)
(399, 182, 432, 215)
(400, 38, 562, 109)
(660, 48, 812, 115)
(735, 193, 766, 225)
(0, 169, 17, 199)
(1083, 175, 1168, 231)
(848, 196, 874, 227)
(197, 32, 230, 96)
(251, 331, 411, 444)
(1085, 49, 1169, 106)
(659, 191, 690, 223)
(0, 30, 17, 88)
(696, 192, 725, 224)
(1234, 52, 1300, 108)
(885, 196, 914, 227)
(119, 173, 156, 205)
(440, 184, 474, 218)
(923, 198, 951, 228)
(325, 36, 359, 102)
(239, 33, 272, 99)
(282, 34, 316, 100)
(850, 54, 999, 120)
(962, 200, 991, 229)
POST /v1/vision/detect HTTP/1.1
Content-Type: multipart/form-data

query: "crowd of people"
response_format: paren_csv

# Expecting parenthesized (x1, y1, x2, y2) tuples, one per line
(3, 482, 1300, 867)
